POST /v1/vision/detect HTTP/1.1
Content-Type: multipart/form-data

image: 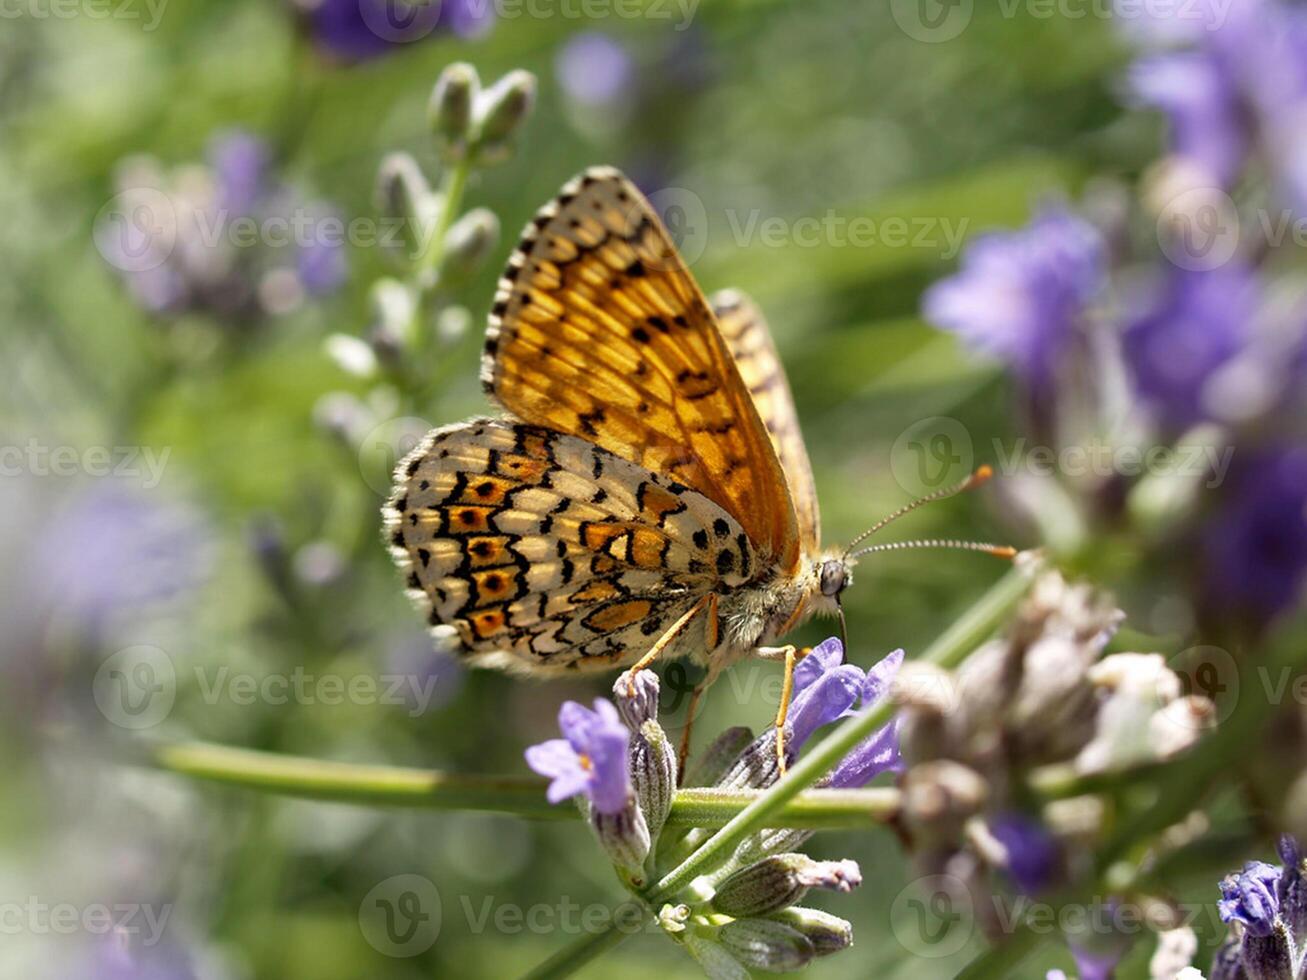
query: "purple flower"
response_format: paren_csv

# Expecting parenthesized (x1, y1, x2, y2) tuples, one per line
(1123, 263, 1259, 429)
(210, 131, 269, 216)
(1203, 449, 1307, 622)
(828, 647, 904, 788)
(30, 484, 212, 634)
(1129, 51, 1247, 186)
(525, 699, 631, 814)
(786, 637, 866, 752)
(304, 0, 491, 63)
(87, 933, 197, 980)
(922, 207, 1105, 392)
(556, 33, 635, 108)
(102, 129, 347, 323)
(989, 813, 1062, 895)
(1220, 861, 1283, 937)
(297, 231, 348, 296)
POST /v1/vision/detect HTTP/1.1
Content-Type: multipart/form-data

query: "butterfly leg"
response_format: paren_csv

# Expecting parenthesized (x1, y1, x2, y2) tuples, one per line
(755, 645, 810, 777)
(623, 593, 719, 696)
(675, 652, 730, 780)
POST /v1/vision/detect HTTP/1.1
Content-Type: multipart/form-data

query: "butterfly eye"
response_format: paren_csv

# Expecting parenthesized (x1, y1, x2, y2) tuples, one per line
(819, 560, 847, 597)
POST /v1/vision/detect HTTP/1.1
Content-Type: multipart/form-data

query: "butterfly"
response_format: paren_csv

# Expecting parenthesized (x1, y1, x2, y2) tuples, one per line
(385, 167, 1006, 762)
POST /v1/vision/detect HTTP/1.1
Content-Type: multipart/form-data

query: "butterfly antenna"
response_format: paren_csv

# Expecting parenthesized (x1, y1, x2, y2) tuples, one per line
(841, 465, 997, 560)
(848, 539, 1018, 561)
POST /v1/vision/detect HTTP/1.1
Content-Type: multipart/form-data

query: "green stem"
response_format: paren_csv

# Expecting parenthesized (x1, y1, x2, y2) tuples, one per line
(139, 740, 902, 828)
(519, 910, 637, 980)
(648, 563, 1034, 904)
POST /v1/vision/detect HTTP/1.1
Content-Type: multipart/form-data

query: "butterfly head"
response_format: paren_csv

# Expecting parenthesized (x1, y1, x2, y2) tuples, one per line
(818, 556, 853, 600)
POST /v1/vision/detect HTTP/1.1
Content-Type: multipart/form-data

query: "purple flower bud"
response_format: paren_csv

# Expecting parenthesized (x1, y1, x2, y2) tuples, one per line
(710, 854, 861, 918)
(1220, 862, 1283, 937)
(765, 907, 853, 957)
(716, 917, 816, 973)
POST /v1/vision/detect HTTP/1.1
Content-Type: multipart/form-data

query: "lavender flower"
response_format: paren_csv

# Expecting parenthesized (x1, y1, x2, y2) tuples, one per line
(31, 484, 212, 636)
(1122, 263, 1260, 429)
(303, 0, 491, 63)
(1129, 51, 1247, 187)
(1215, 836, 1307, 979)
(989, 812, 1062, 895)
(1203, 449, 1307, 622)
(828, 647, 904, 788)
(556, 33, 635, 109)
(787, 637, 867, 751)
(922, 207, 1105, 393)
(1221, 861, 1285, 938)
(525, 698, 631, 814)
(100, 130, 346, 323)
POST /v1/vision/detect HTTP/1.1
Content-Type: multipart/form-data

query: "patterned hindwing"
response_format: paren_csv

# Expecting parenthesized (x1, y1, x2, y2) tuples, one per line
(384, 419, 760, 675)
(711, 288, 820, 553)
(481, 166, 801, 576)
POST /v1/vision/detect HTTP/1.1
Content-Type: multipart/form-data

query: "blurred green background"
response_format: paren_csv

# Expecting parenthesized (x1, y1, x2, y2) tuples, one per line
(0, 1, 1194, 977)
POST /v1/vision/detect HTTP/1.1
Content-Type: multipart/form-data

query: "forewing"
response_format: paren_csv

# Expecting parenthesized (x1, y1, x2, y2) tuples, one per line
(481, 166, 801, 574)
(385, 419, 760, 675)
(711, 289, 820, 553)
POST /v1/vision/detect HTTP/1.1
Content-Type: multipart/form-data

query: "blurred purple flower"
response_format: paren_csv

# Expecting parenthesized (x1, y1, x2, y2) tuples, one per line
(990, 813, 1062, 895)
(210, 131, 269, 216)
(1129, 52, 1246, 186)
(922, 207, 1106, 392)
(88, 932, 197, 980)
(1122, 263, 1259, 429)
(526, 698, 631, 814)
(102, 128, 347, 323)
(555, 32, 635, 108)
(297, 231, 348, 296)
(829, 647, 903, 788)
(1204, 449, 1307, 622)
(1069, 944, 1124, 980)
(1120, 0, 1307, 212)
(385, 629, 463, 713)
(305, 0, 491, 63)
(31, 484, 212, 634)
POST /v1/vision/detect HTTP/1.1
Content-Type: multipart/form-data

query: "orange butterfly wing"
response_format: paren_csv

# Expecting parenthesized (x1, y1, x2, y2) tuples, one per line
(711, 289, 820, 554)
(481, 167, 801, 574)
